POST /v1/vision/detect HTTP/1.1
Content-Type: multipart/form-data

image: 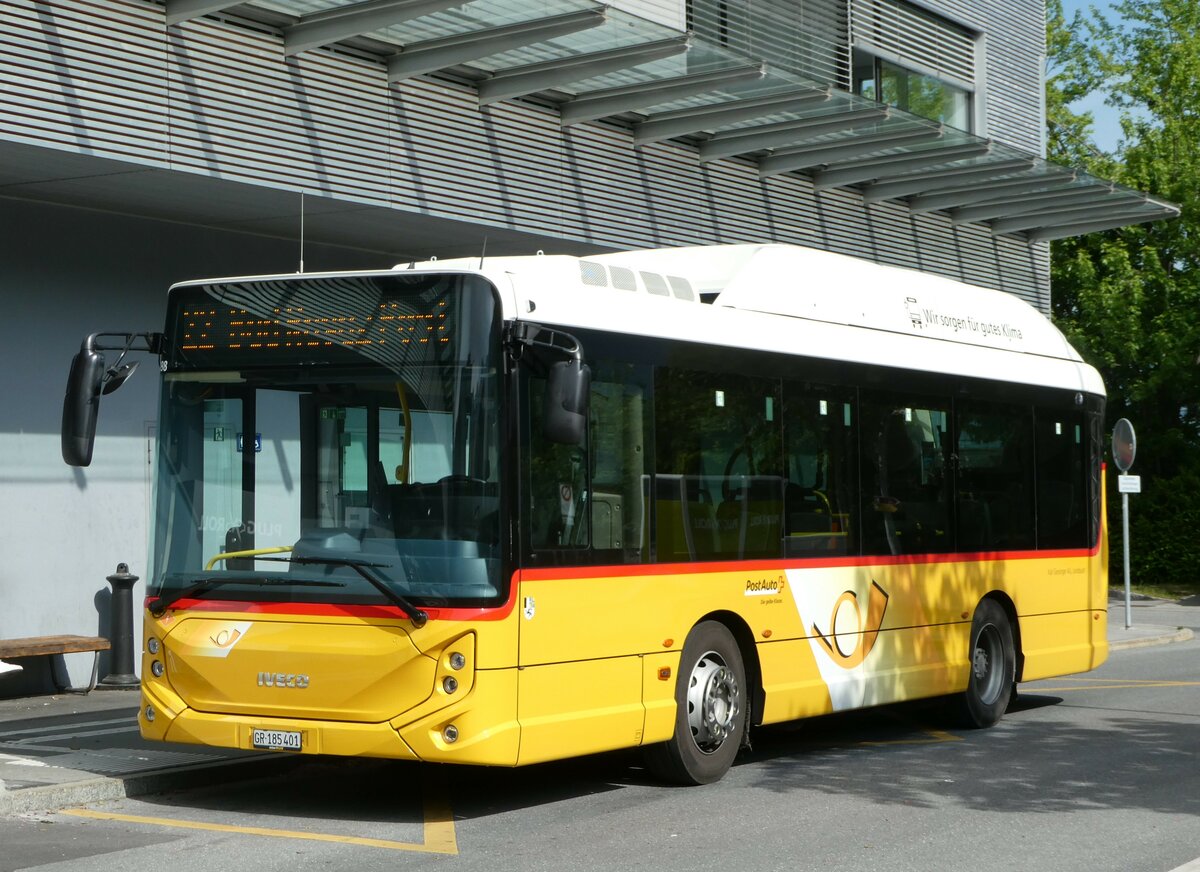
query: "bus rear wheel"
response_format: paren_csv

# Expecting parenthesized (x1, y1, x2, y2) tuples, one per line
(955, 599, 1015, 728)
(644, 621, 746, 785)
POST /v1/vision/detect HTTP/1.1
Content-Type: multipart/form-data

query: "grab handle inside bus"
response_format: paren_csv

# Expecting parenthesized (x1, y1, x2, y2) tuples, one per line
(62, 332, 164, 467)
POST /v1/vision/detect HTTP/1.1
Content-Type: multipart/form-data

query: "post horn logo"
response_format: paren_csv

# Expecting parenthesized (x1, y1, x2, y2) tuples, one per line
(813, 580, 889, 669)
(210, 628, 242, 648)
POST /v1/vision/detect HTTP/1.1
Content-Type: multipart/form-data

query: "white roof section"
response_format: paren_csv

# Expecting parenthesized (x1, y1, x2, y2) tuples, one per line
(404, 244, 1103, 396)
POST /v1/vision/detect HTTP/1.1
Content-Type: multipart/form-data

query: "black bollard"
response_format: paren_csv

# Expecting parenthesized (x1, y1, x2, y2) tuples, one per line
(98, 562, 140, 689)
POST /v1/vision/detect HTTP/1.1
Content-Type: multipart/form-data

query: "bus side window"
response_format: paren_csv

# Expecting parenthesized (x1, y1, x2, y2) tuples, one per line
(783, 387, 856, 557)
(527, 377, 590, 551)
(861, 396, 953, 555)
(954, 403, 1035, 552)
(525, 363, 651, 563)
(655, 368, 783, 562)
(588, 365, 651, 562)
(1035, 409, 1087, 549)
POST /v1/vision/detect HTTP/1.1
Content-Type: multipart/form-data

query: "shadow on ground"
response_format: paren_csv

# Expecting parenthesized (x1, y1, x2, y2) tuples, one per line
(130, 690, 1198, 825)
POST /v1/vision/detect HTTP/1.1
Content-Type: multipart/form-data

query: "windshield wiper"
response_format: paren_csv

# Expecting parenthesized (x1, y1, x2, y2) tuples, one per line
(262, 556, 429, 628)
(148, 576, 344, 617)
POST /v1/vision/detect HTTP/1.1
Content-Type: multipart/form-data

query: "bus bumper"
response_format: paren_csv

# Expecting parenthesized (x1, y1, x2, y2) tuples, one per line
(140, 667, 521, 766)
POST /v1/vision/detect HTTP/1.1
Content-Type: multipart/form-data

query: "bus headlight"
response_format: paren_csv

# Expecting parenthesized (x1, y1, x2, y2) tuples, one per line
(448, 652, 465, 670)
(442, 676, 458, 694)
(151, 660, 165, 678)
(147, 637, 160, 655)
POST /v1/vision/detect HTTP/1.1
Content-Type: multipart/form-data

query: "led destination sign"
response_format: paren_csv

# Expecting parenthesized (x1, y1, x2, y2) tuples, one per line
(177, 302, 447, 354)
(165, 273, 491, 370)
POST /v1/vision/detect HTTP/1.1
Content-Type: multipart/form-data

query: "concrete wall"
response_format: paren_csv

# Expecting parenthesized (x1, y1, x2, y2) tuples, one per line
(0, 198, 393, 695)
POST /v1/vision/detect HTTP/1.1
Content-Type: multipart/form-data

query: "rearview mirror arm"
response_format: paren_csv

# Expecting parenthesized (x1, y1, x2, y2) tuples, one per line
(505, 321, 583, 369)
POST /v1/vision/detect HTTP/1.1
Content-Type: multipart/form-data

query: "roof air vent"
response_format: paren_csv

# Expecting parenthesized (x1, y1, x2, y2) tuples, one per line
(640, 271, 671, 296)
(610, 266, 637, 291)
(667, 276, 695, 301)
(579, 261, 608, 287)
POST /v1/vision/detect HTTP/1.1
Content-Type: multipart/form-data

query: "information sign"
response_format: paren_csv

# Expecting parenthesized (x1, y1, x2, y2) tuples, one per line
(1118, 474, 1141, 494)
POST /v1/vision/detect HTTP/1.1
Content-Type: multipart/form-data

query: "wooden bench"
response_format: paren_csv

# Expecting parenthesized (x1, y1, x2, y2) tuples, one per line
(0, 635, 111, 693)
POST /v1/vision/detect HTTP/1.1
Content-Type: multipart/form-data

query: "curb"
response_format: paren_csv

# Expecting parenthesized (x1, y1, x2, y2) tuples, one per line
(0, 753, 299, 816)
(1109, 627, 1194, 652)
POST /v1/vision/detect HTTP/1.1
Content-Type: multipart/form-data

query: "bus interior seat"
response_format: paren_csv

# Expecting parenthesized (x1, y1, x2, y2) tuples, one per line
(656, 474, 717, 561)
(717, 476, 783, 559)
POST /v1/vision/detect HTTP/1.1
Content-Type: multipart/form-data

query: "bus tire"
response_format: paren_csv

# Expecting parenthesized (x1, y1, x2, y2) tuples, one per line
(644, 621, 746, 785)
(955, 599, 1015, 728)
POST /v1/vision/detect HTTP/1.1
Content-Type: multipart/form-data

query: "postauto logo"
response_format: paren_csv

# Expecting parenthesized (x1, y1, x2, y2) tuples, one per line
(812, 580, 890, 670)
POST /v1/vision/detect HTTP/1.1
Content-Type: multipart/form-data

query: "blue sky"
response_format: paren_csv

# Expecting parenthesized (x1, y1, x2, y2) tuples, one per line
(1058, 0, 1122, 153)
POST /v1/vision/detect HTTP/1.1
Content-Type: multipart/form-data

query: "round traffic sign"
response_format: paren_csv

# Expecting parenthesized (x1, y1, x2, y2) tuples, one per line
(1112, 418, 1136, 472)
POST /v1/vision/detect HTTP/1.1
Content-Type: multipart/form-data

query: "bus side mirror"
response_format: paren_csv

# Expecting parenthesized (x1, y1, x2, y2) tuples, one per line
(544, 360, 591, 445)
(62, 347, 106, 467)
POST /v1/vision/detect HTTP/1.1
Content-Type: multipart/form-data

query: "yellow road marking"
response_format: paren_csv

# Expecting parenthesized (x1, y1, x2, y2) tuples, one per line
(421, 787, 459, 854)
(1047, 677, 1197, 683)
(62, 789, 457, 855)
(1026, 680, 1200, 693)
(801, 726, 962, 750)
(859, 727, 962, 746)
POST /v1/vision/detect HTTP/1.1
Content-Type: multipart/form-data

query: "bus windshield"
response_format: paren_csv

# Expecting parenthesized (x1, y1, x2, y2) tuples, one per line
(149, 273, 504, 609)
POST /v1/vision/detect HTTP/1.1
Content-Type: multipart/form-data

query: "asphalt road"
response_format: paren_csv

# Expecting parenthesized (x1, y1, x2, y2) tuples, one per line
(3, 617, 1197, 872)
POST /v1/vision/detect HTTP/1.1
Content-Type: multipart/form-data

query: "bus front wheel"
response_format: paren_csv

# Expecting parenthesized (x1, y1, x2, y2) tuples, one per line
(644, 621, 746, 785)
(955, 599, 1015, 728)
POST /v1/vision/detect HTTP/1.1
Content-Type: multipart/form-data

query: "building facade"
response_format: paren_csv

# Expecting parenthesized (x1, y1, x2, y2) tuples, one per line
(0, 0, 1173, 691)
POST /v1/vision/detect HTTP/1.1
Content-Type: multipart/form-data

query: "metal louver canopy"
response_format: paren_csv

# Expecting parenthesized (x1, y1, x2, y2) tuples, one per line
(477, 35, 690, 105)
(1029, 214, 1171, 241)
(758, 124, 946, 177)
(165, 0, 236, 26)
(889, 163, 1044, 209)
(387, 9, 607, 82)
(633, 87, 832, 145)
(284, 0, 468, 56)
(698, 105, 889, 162)
(950, 185, 1116, 225)
(814, 141, 992, 188)
(861, 158, 1036, 204)
(160, 0, 1180, 240)
(560, 64, 766, 126)
(990, 202, 1158, 236)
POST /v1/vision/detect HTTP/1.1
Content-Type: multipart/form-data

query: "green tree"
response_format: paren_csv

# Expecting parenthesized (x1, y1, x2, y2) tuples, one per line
(1047, 0, 1200, 593)
(1044, 0, 1109, 167)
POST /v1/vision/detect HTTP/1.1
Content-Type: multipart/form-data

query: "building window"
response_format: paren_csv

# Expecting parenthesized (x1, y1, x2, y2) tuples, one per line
(854, 52, 972, 131)
(850, 0, 976, 132)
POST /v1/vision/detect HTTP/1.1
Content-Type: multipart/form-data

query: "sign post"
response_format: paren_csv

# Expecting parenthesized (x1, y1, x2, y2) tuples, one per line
(1111, 418, 1137, 629)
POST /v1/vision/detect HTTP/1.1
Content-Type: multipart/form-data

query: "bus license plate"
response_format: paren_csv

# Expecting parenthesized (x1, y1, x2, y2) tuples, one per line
(251, 729, 302, 751)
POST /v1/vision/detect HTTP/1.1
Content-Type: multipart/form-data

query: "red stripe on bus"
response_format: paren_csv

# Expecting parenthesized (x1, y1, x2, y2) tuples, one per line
(516, 543, 1101, 583)
(143, 579, 519, 622)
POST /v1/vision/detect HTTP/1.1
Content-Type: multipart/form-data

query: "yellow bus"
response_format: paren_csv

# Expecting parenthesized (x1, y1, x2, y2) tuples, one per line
(63, 244, 1107, 784)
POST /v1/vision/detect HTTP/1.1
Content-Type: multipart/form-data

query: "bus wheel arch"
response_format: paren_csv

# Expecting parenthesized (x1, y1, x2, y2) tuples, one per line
(955, 595, 1019, 728)
(984, 592, 1025, 683)
(701, 610, 764, 731)
(643, 614, 758, 785)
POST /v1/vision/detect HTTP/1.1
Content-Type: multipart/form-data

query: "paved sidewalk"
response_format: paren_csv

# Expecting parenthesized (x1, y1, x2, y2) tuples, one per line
(1107, 590, 1197, 650)
(1, 596, 1193, 816)
(0, 691, 282, 815)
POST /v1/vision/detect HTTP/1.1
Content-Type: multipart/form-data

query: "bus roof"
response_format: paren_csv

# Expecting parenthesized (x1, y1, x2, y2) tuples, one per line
(406, 244, 1103, 397)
